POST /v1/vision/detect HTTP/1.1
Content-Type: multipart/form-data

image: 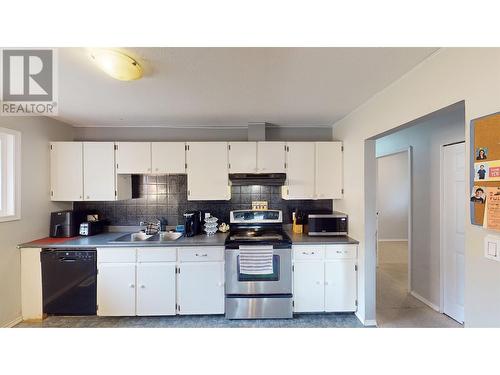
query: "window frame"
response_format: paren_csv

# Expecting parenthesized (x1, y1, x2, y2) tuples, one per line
(0, 127, 21, 222)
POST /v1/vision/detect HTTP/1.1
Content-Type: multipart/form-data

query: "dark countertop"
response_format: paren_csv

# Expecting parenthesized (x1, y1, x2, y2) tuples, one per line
(284, 227, 359, 245)
(18, 227, 359, 249)
(18, 231, 229, 249)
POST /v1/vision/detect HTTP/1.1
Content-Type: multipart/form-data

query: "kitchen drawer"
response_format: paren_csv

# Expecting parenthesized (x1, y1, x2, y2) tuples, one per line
(137, 247, 177, 262)
(293, 245, 325, 260)
(179, 247, 224, 262)
(325, 245, 357, 260)
(97, 247, 136, 263)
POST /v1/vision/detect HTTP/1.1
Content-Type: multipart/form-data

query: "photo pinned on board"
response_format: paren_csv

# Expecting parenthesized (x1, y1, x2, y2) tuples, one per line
(475, 162, 489, 181)
(471, 186, 486, 203)
(476, 147, 488, 160)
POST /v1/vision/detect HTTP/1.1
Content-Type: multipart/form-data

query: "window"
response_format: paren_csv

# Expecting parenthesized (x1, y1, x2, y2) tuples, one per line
(0, 127, 21, 221)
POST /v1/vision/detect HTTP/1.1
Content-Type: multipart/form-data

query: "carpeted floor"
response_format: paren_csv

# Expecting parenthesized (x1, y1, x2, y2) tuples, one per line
(15, 313, 364, 328)
(376, 241, 461, 328)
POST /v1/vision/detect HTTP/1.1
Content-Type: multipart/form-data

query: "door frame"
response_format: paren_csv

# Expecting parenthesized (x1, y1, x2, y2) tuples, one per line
(376, 146, 413, 292)
(439, 140, 465, 316)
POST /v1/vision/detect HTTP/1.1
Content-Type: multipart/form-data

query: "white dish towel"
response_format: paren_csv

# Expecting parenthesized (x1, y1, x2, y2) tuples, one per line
(238, 245, 274, 275)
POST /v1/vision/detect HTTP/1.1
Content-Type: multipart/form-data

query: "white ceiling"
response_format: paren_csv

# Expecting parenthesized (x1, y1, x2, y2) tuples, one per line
(57, 47, 438, 128)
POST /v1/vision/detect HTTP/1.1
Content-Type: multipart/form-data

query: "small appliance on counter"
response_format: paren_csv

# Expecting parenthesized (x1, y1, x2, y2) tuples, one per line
(307, 211, 348, 236)
(79, 220, 105, 236)
(50, 210, 85, 238)
(184, 210, 203, 237)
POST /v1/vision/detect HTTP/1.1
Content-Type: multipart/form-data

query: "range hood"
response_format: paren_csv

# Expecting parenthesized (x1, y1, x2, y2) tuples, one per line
(229, 173, 286, 186)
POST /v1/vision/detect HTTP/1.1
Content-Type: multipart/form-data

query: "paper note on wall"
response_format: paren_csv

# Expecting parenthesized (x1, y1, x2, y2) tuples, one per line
(484, 187, 500, 230)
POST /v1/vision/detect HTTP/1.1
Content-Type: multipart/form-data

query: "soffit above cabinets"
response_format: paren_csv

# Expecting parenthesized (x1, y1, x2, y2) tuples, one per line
(56, 47, 438, 128)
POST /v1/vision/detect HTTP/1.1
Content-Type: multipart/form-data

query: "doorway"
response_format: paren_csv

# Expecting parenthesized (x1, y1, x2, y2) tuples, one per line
(441, 142, 465, 323)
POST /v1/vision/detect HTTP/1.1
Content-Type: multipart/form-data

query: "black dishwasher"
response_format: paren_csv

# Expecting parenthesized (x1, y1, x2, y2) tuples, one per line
(41, 249, 97, 315)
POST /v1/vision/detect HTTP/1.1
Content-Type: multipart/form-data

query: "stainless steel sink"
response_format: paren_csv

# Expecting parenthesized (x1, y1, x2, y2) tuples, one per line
(109, 231, 183, 244)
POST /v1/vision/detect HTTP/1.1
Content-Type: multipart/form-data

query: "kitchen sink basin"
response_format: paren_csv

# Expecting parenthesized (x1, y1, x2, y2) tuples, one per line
(109, 231, 183, 244)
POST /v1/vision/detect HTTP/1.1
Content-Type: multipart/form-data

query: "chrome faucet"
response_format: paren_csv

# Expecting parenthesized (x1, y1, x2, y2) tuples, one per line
(140, 219, 161, 235)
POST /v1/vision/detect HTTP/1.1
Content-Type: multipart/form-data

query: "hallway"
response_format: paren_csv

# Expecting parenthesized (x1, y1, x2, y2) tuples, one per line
(376, 241, 461, 328)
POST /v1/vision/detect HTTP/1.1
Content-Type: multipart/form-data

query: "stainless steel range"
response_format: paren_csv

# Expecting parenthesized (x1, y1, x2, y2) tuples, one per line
(225, 210, 293, 319)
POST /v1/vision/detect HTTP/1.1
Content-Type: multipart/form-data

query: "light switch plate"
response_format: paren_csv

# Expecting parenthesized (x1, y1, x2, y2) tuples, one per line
(484, 235, 500, 261)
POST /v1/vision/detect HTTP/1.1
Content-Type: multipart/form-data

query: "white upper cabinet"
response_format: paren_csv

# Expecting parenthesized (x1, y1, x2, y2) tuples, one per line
(257, 142, 286, 173)
(228, 142, 257, 173)
(151, 142, 186, 174)
(283, 142, 315, 199)
(115, 142, 151, 174)
(315, 142, 343, 199)
(50, 142, 83, 201)
(186, 142, 230, 200)
(83, 142, 116, 201)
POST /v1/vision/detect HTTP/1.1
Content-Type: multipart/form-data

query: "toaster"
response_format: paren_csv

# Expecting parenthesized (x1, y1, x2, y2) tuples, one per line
(79, 220, 105, 236)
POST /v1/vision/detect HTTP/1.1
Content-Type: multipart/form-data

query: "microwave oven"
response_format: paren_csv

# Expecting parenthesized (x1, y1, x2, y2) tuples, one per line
(307, 212, 348, 236)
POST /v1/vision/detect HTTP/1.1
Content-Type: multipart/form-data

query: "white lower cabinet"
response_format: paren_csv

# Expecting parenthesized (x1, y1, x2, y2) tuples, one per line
(136, 263, 176, 316)
(97, 263, 136, 316)
(177, 261, 225, 315)
(324, 259, 357, 312)
(292, 244, 358, 313)
(97, 246, 224, 317)
(293, 261, 324, 312)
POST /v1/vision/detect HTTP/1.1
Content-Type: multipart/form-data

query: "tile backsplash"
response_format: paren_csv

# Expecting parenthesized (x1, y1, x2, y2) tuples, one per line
(74, 175, 333, 226)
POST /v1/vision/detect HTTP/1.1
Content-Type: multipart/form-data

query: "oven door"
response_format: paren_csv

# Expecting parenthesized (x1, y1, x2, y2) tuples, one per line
(225, 246, 292, 295)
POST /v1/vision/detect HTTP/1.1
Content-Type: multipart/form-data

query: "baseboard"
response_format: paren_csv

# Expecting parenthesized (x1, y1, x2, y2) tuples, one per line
(355, 311, 377, 327)
(3, 316, 22, 328)
(378, 238, 408, 242)
(410, 291, 440, 312)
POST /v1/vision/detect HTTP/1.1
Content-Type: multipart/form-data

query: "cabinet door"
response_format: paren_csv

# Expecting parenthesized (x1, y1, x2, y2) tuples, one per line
(257, 142, 286, 173)
(151, 142, 186, 174)
(315, 142, 343, 199)
(293, 261, 325, 312)
(283, 142, 315, 199)
(177, 261, 224, 315)
(136, 262, 176, 316)
(50, 142, 83, 201)
(324, 260, 357, 312)
(83, 142, 116, 201)
(186, 142, 230, 200)
(228, 142, 257, 173)
(115, 142, 151, 174)
(97, 263, 136, 316)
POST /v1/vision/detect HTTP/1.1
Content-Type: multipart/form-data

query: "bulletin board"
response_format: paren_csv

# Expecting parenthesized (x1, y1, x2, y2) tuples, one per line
(470, 112, 500, 230)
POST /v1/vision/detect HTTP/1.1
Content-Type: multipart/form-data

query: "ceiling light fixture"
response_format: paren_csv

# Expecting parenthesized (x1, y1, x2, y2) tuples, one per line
(89, 48, 143, 81)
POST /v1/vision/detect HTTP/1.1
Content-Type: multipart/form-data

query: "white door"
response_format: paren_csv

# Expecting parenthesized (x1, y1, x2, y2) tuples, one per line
(97, 263, 136, 316)
(177, 262, 225, 315)
(136, 262, 176, 316)
(442, 142, 465, 323)
(284, 142, 315, 199)
(151, 142, 186, 174)
(83, 142, 116, 201)
(186, 142, 230, 200)
(293, 261, 325, 312)
(50, 142, 83, 201)
(115, 142, 151, 174)
(325, 260, 357, 312)
(315, 142, 343, 199)
(257, 142, 286, 173)
(228, 142, 257, 173)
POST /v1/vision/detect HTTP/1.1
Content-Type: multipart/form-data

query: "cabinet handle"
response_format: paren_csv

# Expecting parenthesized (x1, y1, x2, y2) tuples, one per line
(155, 168, 159, 171)
(195, 253, 208, 257)
(140, 285, 145, 289)
(129, 284, 135, 288)
(86, 195, 90, 199)
(325, 281, 329, 285)
(316, 281, 321, 285)
(302, 251, 315, 255)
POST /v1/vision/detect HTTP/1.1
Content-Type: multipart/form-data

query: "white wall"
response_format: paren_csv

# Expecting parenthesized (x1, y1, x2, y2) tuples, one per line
(333, 48, 500, 327)
(376, 151, 408, 241)
(376, 106, 465, 306)
(0, 117, 74, 327)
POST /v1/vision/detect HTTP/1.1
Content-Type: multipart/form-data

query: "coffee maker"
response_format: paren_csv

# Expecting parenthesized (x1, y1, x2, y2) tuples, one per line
(184, 210, 203, 237)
